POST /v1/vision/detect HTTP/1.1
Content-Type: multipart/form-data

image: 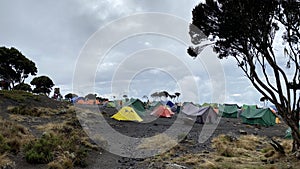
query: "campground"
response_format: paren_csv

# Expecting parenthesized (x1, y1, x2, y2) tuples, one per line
(0, 91, 299, 169)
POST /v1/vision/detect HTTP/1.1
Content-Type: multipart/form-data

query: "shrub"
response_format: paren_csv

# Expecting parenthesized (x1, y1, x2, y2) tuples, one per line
(24, 132, 61, 164)
(0, 134, 10, 154)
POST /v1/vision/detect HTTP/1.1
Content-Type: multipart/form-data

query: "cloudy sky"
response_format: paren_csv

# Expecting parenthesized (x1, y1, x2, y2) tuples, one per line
(0, 0, 273, 106)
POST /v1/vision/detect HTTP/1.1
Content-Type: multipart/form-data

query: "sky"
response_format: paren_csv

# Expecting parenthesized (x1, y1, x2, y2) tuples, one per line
(0, 0, 276, 106)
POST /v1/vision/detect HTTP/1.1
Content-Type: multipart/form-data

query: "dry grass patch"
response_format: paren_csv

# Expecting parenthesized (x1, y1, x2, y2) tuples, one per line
(137, 134, 178, 151)
(0, 154, 15, 169)
(0, 117, 34, 168)
(35, 122, 66, 132)
(9, 113, 28, 122)
(165, 134, 298, 169)
(7, 105, 60, 117)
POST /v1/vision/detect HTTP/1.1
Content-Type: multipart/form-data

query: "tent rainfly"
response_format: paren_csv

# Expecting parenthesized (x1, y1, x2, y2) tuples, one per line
(151, 105, 174, 118)
(111, 106, 143, 122)
(182, 103, 218, 123)
(240, 108, 276, 127)
(123, 98, 146, 116)
(219, 104, 239, 118)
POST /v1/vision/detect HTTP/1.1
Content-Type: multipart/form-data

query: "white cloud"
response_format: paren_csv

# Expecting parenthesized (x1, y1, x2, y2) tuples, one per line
(0, 0, 274, 105)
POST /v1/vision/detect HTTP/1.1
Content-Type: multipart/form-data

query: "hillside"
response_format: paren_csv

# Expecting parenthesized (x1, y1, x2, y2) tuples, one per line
(0, 90, 299, 169)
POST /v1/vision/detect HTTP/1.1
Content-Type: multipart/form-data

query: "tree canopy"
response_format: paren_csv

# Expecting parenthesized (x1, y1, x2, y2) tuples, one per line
(30, 76, 54, 96)
(85, 93, 97, 100)
(189, 0, 300, 151)
(0, 47, 37, 89)
(13, 83, 32, 92)
(65, 93, 78, 100)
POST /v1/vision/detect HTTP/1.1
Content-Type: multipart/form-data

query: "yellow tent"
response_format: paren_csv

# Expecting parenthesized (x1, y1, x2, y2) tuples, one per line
(111, 106, 143, 122)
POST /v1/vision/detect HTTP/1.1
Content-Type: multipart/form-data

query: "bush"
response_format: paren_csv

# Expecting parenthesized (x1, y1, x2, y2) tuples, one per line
(0, 134, 10, 154)
(24, 132, 60, 164)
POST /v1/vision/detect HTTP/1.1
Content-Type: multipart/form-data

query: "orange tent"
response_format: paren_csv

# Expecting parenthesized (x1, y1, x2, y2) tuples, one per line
(151, 105, 174, 118)
(77, 99, 85, 104)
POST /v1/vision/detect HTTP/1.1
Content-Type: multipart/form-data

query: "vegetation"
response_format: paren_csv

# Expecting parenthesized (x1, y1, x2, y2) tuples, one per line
(0, 117, 34, 168)
(13, 83, 32, 92)
(145, 134, 300, 169)
(0, 90, 37, 102)
(85, 93, 97, 100)
(64, 93, 78, 100)
(0, 46, 37, 89)
(189, 0, 300, 151)
(31, 75, 55, 96)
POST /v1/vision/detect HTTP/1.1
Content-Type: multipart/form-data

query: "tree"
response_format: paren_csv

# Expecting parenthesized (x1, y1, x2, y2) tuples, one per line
(64, 93, 78, 100)
(30, 76, 54, 96)
(13, 83, 32, 92)
(150, 92, 159, 101)
(0, 47, 37, 89)
(85, 93, 97, 100)
(169, 95, 176, 102)
(123, 94, 129, 102)
(175, 92, 181, 102)
(189, 0, 300, 151)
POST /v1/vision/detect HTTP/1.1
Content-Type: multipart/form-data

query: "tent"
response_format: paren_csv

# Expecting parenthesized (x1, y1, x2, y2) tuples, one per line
(242, 104, 257, 111)
(148, 101, 163, 111)
(240, 108, 276, 127)
(124, 98, 146, 116)
(166, 101, 174, 108)
(285, 122, 300, 139)
(106, 101, 116, 108)
(269, 105, 278, 113)
(202, 103, 218, 109)
(219, 104, 239, 118)
(181, 102, 200, 115)
(182, 104, 218, 124)
(111, 106, 143, 122)
(71, 97, 85, 103)
(151, 105, 174, 118)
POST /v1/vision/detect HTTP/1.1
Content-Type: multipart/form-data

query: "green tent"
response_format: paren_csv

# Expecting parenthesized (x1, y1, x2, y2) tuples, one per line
(124, 98, 146, 116)
(284, 122, 300, 139)
(202, 103, 218, 109)
(148, 101, 163, 111)
(106, 101, 116, 108)
(242, 104, 257, 111)
(240, 108, 276, 127)
(219, 104, 239, 118)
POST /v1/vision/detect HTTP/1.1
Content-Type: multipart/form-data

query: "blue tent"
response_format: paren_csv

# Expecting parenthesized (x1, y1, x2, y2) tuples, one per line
(166, 101, 174, 108)
(71, 97, 84, 103)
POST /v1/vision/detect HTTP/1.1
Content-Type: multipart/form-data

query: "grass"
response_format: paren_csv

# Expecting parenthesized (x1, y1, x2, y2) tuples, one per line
(137, 133, 178, 151)
(27, 108, 100, 167)
(0, 90, 38, 102)
(145, 134, 300, 169)
(9, 114, 28, 122)
(0, 154, 15, 169)
(0, 117, 34, 168)
(7, 105, 59, 117)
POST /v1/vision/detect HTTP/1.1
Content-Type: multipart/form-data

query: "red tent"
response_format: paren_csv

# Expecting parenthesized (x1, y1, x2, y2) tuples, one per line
(151, 105, 174, 118)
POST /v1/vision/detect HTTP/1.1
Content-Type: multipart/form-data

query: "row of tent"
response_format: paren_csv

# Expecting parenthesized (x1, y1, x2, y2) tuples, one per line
(111, 105, 175, 122)
(111, 101, 219, 124)
(110, 101, 280, 127)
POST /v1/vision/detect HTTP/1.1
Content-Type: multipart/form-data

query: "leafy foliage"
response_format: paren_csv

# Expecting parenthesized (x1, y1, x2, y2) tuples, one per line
(64, 93, 78, 100)
(13, 83, 32, 92)
(24, 133, 59, 164)
(0, 47, 37, 89)
(85, 93, 96, 100)
(31, 76, 54, 95)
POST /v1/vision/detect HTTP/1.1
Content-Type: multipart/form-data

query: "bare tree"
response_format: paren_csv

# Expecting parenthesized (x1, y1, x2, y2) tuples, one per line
(189, 0, 300, 151)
